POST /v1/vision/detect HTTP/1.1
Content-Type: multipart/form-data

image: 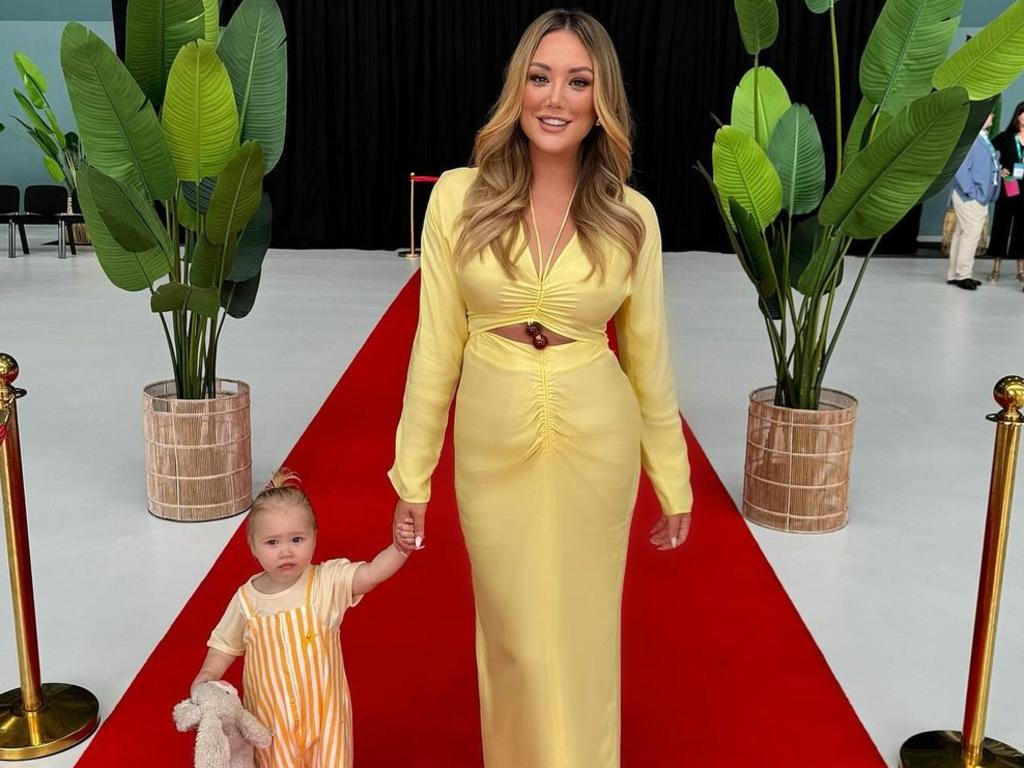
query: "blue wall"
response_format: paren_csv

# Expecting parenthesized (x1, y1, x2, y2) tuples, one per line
(0, 0, 113, 202)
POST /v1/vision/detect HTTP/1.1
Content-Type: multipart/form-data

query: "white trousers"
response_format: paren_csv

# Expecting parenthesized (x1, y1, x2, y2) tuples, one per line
(948, 190, 988, 281)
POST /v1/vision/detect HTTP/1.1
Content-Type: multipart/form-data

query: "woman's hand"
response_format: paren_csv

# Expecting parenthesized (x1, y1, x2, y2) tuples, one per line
(393, 499, 427, 554)
(1002, 168, 1011, 178)
(650, 513, 691, 551)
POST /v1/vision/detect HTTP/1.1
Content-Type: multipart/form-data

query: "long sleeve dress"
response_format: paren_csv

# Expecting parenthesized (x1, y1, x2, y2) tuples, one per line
(389, 166, 692, 768)
(989, 131, 1024, 260)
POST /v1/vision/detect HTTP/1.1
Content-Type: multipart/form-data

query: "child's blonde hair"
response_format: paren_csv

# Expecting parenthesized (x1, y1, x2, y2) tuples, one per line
(246, 468, 318, 540)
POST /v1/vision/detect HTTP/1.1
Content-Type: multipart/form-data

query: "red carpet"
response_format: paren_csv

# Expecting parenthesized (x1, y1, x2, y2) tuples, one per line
(76, 275, 885, 767)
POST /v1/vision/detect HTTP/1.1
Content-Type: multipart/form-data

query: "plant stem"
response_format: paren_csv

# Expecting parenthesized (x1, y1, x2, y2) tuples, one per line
(830, 2, 842, 174)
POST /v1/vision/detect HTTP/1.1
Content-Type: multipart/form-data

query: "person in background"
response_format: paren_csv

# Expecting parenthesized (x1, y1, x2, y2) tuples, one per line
(948, 112, 1000, 291)
(988, 102, 1024, 283)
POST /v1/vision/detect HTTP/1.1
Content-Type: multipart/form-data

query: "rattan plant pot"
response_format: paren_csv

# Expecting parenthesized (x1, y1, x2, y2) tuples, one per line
(742, 386, 858, 534)
(143, 379, 253, 521)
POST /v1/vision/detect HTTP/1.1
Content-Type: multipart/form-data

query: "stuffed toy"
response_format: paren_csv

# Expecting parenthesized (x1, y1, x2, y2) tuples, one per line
(173, 681, 273, 768)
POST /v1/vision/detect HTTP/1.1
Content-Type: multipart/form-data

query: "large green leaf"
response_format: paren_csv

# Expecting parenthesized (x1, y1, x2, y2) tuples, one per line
(820, 87, 970, 238)
(43, 156, 65, 183)
(843, 98, 894, 169)
(734, 0, 779, 55)
(181, 177, 216, 213)
(860, 0, 962, 115)
(206, 141, 264, 243)
(730, 198, 777, 298)
(13, 52, 48, 94)
(151, 282, 221, 317)
(77, 166, 170, 291)
(789, 215, 821, 289)
(922, 95, 999, 200)
(203, 0, 220, 42)
(934, 1, 1024, 99)
(13, 91, 50, 136)
(767, 104, 825, 215)
(805, 0, 840, 13)
(732, 66, 791, 148)
(189, 232, 236, 288)
(229, 191, 272, 281)
(125, 0, 206, 110)
(796, 233, 845, 295)
(221, 269, 261, 318)
(81, 165, 174, 256)
(61, 22, 177, 201)
(218, 0, 287, 172)
(695, 162, 757, 285)
(712, 125, 783, 230)
(162, 39, 239, 181)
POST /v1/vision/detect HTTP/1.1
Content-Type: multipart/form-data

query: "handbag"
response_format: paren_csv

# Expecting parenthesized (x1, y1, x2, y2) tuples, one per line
(1005, 178, 1020, 197)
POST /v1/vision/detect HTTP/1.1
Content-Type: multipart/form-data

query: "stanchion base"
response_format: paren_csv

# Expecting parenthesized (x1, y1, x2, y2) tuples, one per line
(0, 683, 99, 759)
(396, 248, 420, 259)
(901, 730, 1024, 767)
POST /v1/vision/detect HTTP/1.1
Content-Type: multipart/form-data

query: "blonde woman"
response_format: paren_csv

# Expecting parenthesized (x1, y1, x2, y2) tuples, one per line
(389, 9, 692, 767)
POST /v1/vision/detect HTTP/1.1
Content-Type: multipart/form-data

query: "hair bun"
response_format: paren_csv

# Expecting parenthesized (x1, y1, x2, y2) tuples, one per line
(264, 467, 301, 491)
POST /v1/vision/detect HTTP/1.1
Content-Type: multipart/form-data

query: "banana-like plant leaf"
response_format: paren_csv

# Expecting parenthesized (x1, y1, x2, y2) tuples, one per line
(189, 232, 237, 288)
(221, 269, 261, 318)
(860, 0, 962, 115)
(61, 22, 177, 201)
(734, 0, 779, 55)
(151, 282, 221, 317)
(82, 165, 174, 256)
(789, 216, 821, 289)
(934, 1, 1024, 99)
(176, 190, 200, 230)
(13, 90, 50, 136)
(230, 191, 272, 281)
(13, 52, 48, 94)
(77, 166, 171, 291)
(820, 87, 970, 238)
(42, 106, 65, 149)
(14, 118, 59, 160)
(203, 0, 220, 42)
(125, 0, 206, 110)
(218, 0, 287, 172)
(713, 125, 783, 230)
(206, 141, 263, 244)
(796, 231, 844, 294)
(162, 39, 239, 181)
(695, 162, 758, 285)
(805, 0, 840, 13)
(730, 198, 778, 298)
(768, 104, 826, 215)
(181, 176, 216, 214)
(844, 98, 894, 169)
(43, 156, 65, 183)
(22, 77, 45, 110)
(923, 96, 999, 201)
(732, 66, 791, 148)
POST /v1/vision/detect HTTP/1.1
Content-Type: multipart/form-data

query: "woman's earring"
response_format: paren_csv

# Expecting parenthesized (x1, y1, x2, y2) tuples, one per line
(595, 117, 603, 127)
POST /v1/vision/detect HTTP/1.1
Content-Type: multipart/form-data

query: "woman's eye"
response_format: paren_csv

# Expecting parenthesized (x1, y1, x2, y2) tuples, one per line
(529, 74, 548, 84)
(570, 79, 590, 88)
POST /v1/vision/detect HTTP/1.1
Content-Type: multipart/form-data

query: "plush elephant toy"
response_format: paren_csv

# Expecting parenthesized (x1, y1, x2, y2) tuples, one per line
(173, 681, 272, 768)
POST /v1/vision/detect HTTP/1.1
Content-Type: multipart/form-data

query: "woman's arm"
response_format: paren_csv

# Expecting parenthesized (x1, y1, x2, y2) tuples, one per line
(388, 172, 469, 511)
(613, 198, 693, 520)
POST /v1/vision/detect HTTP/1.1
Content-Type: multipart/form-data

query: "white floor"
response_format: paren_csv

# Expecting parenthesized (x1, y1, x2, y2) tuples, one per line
(2, 232, 1024, 766)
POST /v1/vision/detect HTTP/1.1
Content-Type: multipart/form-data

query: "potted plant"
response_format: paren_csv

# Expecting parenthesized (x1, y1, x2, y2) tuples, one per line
(699, 0, 1024, 532)
(60, 0, 287, 520)
(9, 51, 88, 243)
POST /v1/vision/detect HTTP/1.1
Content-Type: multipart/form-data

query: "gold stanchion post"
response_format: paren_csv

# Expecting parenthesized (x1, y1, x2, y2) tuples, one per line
(397, 172, 419, 258)
(900, 375, 1024, 768)
(0, 354, 99, 759)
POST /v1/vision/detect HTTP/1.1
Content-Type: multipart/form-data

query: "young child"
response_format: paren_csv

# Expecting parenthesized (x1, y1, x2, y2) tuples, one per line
(191, 469, 415, 767)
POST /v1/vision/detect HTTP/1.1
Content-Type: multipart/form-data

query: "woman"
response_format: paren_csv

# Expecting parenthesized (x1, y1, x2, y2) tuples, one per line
(389, 10, 692, 767)
(988, 101, 1024, 282)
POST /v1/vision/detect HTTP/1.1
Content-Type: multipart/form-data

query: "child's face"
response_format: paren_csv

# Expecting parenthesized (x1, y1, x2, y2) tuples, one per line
(248, 502, 316, 579)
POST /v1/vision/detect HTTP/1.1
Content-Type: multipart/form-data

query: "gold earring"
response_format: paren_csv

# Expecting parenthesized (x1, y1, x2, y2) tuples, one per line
(596, 117, 603, 127)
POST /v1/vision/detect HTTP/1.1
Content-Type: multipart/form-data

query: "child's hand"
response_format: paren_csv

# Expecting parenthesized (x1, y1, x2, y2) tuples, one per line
(395, 518, 417, 552)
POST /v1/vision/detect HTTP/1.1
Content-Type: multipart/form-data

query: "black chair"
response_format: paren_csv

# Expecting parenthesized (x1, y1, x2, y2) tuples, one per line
(0, 186, 28, 258)
(12, 184, 79, 257)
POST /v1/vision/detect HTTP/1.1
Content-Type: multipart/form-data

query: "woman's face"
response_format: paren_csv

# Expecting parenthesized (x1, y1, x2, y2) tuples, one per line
(519, 30, 597, 158)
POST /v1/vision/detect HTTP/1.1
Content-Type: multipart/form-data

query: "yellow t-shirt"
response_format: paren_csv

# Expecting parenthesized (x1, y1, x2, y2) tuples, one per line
(208, 558, 365, 657)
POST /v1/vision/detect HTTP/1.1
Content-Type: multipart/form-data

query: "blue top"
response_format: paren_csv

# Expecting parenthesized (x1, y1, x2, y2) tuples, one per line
(954, 133, 1001, 206)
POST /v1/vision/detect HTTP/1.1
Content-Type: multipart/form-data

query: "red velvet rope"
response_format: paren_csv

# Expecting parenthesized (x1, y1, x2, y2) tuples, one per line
(410, 175, 440, 183)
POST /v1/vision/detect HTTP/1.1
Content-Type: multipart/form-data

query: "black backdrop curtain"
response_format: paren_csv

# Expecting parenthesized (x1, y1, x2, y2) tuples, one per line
(111, 0, 919, 253)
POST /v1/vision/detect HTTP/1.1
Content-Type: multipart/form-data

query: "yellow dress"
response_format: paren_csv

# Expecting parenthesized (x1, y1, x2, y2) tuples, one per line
(389, 167, 692, 768)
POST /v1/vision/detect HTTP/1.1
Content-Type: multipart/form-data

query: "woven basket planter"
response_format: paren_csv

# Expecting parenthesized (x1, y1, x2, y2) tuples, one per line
(742, 386, 858, 534)
(142, 379, 252, 522)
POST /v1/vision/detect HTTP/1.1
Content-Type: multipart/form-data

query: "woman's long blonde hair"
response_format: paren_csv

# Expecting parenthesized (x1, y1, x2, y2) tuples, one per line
(454, 9, 644, 280)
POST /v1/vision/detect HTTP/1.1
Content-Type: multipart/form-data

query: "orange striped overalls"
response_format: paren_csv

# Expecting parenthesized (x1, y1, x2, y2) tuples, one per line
(238, 565, 354, 768)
